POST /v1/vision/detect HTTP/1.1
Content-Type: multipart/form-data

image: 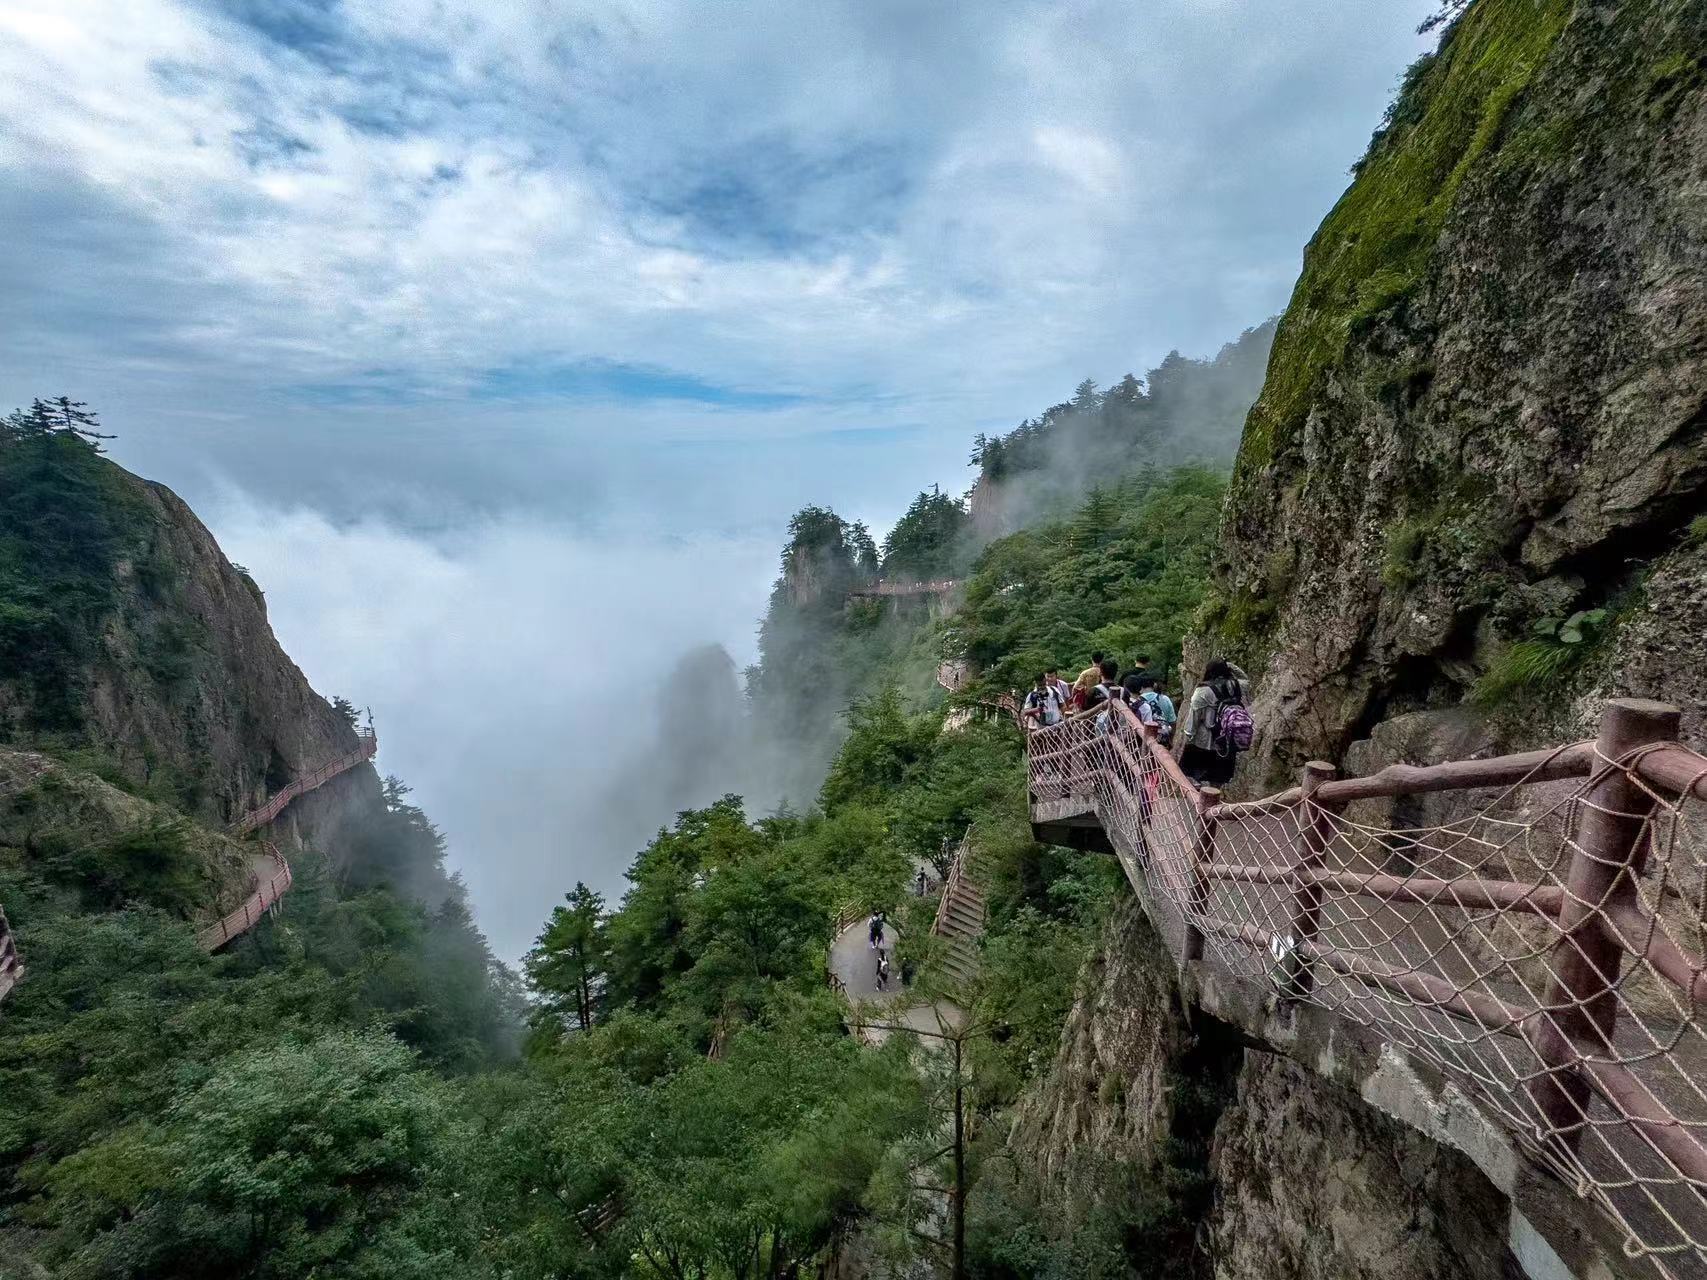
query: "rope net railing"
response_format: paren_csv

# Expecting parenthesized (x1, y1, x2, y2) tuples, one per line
(1027, 698, 1707, 1277)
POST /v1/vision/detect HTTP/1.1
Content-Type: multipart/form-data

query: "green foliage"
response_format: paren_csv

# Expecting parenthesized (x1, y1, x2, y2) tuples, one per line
(969, 323, 1275, 509)
(1235, 0, 1572, 480)
(43, 819, 207, 916)
(881, 488, 970, 581)
(527, 881, 608, 1033)
(958, 467, 1227, 693)
(46, 1031, 467, 1280)
(0, 431, 147, 731)
(819, 687, 939, 813)
(1473, 608, 1614, 706)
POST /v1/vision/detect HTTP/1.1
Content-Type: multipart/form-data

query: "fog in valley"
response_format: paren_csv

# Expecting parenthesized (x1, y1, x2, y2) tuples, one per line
(3, 0, 1437, 960)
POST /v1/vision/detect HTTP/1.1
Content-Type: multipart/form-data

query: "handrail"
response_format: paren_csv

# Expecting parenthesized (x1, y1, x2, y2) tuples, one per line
(194, 842, 293, 951)
(930, 831, 976, 940)
(1027, 696, 1707, 1268)
(229, 730, 378, 836)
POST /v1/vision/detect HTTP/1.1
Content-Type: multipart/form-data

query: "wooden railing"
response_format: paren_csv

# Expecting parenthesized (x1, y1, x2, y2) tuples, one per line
(195, 843, 293, 951)
(1028, 698, 1707, 1276)
(229, 730, 378, 836)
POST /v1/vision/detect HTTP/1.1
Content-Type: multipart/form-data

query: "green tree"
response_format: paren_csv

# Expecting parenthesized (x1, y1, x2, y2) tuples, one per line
(48, 1031, 467, 1279)
(881, 488, 969, 582)
(528, 881, 608, 1032)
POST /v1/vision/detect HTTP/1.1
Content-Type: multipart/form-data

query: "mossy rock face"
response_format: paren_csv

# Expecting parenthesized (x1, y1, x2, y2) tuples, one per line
(1198, 0, 1707, 782)
(0, 748, 256, 917)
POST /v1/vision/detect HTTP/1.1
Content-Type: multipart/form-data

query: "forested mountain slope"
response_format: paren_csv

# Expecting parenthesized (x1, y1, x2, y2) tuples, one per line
(0, 423, 370, 836)
(0, 419, 519, 1278)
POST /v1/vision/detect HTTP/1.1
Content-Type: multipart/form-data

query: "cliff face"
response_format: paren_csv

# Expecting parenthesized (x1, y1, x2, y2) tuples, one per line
(1207, 1053, 1516, 1280)
(1007, 895, 1518, 1279)
(1198, 0, 1707, 783)
(0, 444, 377, 844)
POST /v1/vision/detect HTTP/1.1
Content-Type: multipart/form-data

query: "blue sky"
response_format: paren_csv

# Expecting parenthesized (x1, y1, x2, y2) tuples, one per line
(0, 0, 1440, 956)
(0, 0, 1437, 534)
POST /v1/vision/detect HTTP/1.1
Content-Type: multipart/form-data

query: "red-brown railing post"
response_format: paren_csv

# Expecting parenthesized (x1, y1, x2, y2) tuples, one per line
(1184, 787, 1220, 963)
(1284, 761, 1340, 998)
(1527, 698, 1680, 1153)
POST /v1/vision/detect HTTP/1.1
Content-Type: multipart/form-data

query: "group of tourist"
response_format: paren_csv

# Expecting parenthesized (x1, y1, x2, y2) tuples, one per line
(1021, 651, 1253, 787)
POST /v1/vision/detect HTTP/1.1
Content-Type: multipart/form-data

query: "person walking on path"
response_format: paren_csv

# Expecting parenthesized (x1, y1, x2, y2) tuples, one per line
(1045, 668, 1072, 707)
(1179, 658, 1252, 787)
(868, 910, 886, 950)
(1071, 651, 1106, 710)
(1023, 672, 1064, 730)
(1125, 673, 1177, 745)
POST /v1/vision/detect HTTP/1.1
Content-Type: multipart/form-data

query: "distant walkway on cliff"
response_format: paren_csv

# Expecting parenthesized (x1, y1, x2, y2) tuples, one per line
(194, 729, 378, 952)
(0, 729, 378, 1004)
(847, 578, 960, 599)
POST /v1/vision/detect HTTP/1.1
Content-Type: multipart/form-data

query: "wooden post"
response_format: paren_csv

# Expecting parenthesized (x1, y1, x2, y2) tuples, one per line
(1284, 761, 1340, 998)
(1527, 698, 1680, 1152)
(1184, 787, 1221, 963)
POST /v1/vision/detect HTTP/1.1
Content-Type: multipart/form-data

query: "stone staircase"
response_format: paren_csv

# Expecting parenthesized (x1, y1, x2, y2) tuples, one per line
(930, 834, 986, 988)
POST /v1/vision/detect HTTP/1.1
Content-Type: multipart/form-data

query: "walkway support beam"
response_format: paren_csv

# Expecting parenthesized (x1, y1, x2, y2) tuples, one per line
(1526, 698, 1680, 1153)
(1284, 761, 1339, 998)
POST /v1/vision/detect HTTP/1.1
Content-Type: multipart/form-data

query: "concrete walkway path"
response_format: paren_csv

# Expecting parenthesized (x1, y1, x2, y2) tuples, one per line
(829, 917, 964, 1046)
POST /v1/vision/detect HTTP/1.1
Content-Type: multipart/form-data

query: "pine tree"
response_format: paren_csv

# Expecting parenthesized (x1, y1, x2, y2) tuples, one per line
(3, 397, 114, 450)
(528, 882, 609, 1032)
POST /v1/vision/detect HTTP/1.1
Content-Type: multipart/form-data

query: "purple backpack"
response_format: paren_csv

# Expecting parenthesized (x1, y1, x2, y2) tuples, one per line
(1211, 681, 1254, 754)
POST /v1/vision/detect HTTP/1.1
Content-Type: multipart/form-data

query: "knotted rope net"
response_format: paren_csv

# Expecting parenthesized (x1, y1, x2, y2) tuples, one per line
(1028, 702, 1707, 1278)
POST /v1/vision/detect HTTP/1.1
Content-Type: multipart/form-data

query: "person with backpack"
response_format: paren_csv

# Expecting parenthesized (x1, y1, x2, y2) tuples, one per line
(1022, 672, 1064, 730)
(1180, 658, 1252, 787)
(1081, 658, 1125, 734)
(1044, 668, 1072, 708)
(1125, 673, 1177, 745)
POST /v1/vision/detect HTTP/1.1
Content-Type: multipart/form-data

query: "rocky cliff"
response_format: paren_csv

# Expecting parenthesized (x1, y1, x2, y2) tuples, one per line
(1013, 3, 1707, 1275)
(1006, 896, 1518, 1278)
(1196, 0, 1707, 784)
(0, 438, 378, 848)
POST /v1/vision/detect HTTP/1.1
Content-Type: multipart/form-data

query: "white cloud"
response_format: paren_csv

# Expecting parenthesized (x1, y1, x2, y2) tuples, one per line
(0, 0, 1437, 413)
(207, 492, 776, 960)
(0, 0, 1442, 952)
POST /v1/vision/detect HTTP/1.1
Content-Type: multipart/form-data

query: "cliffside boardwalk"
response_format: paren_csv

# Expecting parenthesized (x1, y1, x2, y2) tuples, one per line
(1028, 698, 1707, 1280)
(846, 578, 960, 599)
(930, 831, 987, 989)
(194, 729, 379, 952)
